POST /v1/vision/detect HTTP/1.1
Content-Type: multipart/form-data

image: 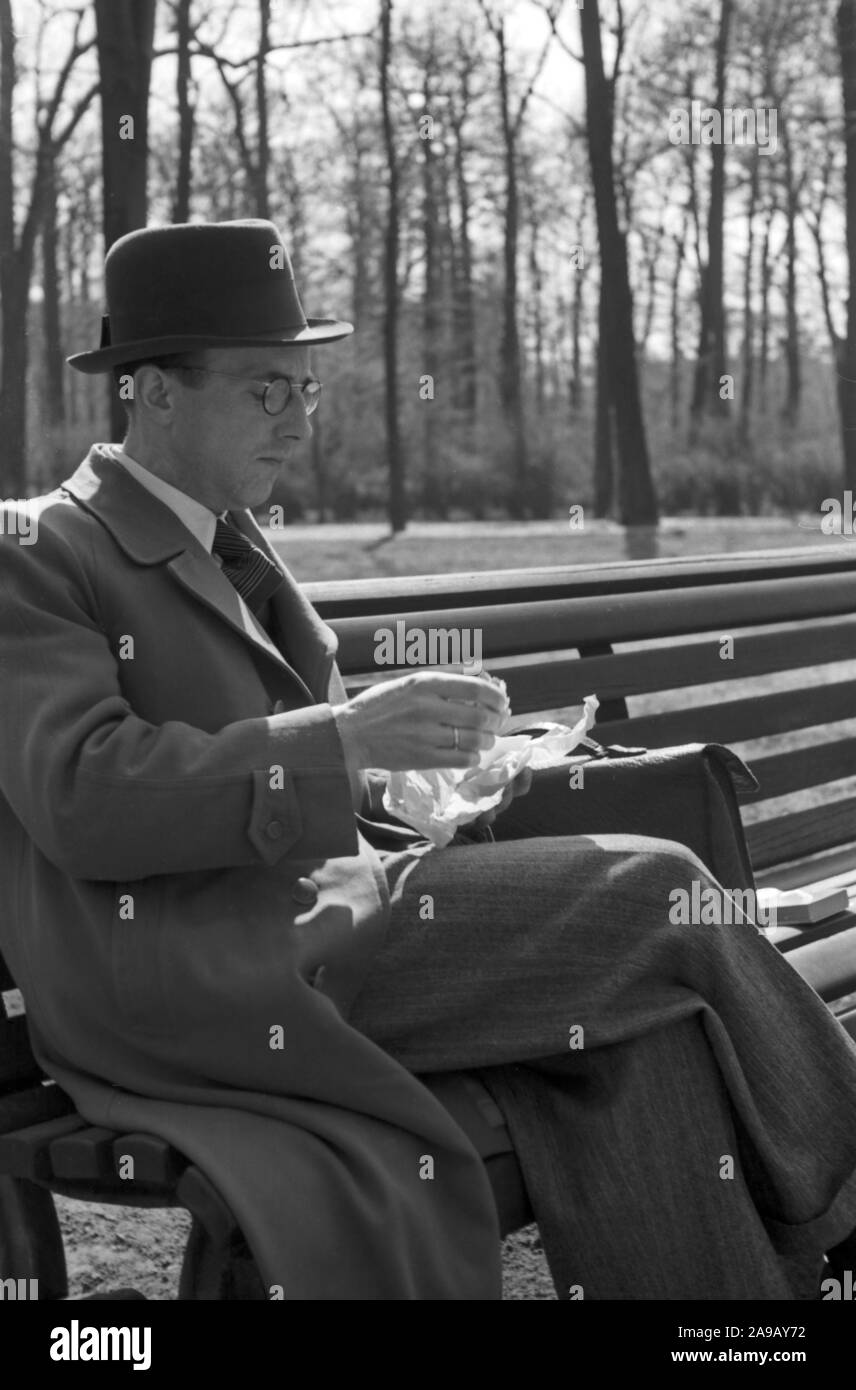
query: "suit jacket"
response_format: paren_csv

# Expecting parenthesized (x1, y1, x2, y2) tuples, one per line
(0, 446, 502, 1299)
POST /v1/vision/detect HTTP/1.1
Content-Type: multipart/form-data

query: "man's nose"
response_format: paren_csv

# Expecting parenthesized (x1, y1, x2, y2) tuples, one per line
(276, 390, 313, 440)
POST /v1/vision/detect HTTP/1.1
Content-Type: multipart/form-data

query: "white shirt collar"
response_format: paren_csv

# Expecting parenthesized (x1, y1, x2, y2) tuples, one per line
(109, 445, 219, 555)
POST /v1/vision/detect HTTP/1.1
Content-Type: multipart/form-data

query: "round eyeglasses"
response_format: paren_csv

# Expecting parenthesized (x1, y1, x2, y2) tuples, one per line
(170, 366, 322, 415)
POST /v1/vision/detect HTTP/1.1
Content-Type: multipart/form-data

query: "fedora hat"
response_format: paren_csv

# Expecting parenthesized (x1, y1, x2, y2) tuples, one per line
(67, 218, 353, 373)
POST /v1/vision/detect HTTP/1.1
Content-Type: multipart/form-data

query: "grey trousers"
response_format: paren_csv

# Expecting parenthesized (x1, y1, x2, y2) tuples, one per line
(348, 767, 856, 1300)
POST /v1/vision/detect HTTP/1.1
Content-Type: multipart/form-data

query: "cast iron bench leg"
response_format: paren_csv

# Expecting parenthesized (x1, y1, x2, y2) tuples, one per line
(0, 1174, 67, 1299)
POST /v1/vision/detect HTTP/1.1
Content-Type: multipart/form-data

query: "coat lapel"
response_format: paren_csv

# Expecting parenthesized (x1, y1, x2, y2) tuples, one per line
(60, 447, 336, 700)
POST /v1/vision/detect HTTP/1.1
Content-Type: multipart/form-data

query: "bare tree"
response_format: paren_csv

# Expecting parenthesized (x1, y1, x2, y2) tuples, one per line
(579, 0, 658, 525)
(670, 213, 688, 433)
(478, 0, 558, 518)
(254, 0, 270, 218)
(380, 0, 406, 532)
(569, 191, 589, 417)
(0, 0, 97, 493)
(689, 0, 734, 431)
(447, 41, 478, 423)
(172, 0, 195, 221)
(838, 0, 856, 488)
(802, 144, 843, 361)
(94, 0, 157, 440)
(41, 155, 64, 434)
(738, 149, 760, 443)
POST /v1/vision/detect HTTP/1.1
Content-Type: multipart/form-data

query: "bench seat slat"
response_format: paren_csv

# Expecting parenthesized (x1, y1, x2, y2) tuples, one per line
(755, 843, 856, 892)
(784, 922, 856, 1003)
(50, 1126, 121, 1181)
(111, 1133, 188, 1186)
(0, 1113, 85, 1180)
(747, 797, 856, 870)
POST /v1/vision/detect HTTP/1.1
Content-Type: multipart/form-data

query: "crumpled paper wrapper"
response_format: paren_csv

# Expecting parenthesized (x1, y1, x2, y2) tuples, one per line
(382, 688, 599, 847)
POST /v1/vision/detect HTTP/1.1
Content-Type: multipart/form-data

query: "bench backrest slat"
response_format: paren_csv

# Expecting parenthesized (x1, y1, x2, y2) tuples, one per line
(594, 680, 856, 749)
(745, 740, 856, 801)
(331, 574, 856, 667)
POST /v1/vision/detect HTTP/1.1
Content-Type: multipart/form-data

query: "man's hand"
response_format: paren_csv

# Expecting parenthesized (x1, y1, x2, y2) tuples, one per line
(332, 672, 509, 772)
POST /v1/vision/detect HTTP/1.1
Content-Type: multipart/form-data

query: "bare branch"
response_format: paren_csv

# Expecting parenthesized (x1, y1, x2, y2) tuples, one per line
(50, 76, 98, 149)
(511, 9, 560, 137)
(37, 13, 94, 137)
(535, 0, 582, 65)
(801, 149, 843, 354)
(612, 0, 626, 86)
(174, 27, 377, 71)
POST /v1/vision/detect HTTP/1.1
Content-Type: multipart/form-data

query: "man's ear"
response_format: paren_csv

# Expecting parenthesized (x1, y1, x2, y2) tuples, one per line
(132, 365, 179, 422)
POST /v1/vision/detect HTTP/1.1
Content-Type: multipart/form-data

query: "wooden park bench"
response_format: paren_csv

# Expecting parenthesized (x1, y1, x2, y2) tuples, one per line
(2, 543, 855, 1298)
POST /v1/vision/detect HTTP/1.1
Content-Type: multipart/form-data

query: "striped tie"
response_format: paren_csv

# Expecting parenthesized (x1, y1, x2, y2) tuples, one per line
(212, 515, 284, 615)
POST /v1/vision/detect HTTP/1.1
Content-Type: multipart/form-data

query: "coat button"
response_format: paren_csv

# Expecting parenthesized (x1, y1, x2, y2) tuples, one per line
(265, 820, 283, 840)
(292, 877, 318, 906)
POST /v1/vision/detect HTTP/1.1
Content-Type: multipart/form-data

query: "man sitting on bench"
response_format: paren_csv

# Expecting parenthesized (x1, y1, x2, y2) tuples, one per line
(1, 218, 856, 1300)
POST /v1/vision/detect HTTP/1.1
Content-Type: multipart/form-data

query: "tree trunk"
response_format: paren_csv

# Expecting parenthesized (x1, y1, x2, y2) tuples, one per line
(569, 197, 588, 416)
(449, 73, 477, 421)
(780, 114, 801, 425)
(380, 0, 406, 532)
(0, 0, 25, 495)
(638, 217, 663, 358)
(254, 0, 271, 219)
(593, 274, 614, 517)
(0, 273, 31, 496)
(580, 0, 657, 526)
(420, 55, 445, 519)
(94, 0, 156, 441)
(690, 0, 733, 426)
(759, 195, 775, 393)
(839, 0, 856, 488)
(739, 152, 760, 442)
(42, 156, 65, 435)
(670, 218, 687, 432)
(173, 0, 194, 221)
(570, 276, 584, 416)
(497, 20, 528, 518)
(528, 201, 545, 415)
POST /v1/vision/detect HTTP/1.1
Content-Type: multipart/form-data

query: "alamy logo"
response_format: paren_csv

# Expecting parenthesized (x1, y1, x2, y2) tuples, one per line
(0, 1277, 38, 1299)
(668, 100, 777, 156)
(820, 492, 856, 534)
(821, 1270, 855, 1299)
(49, 1320, 151, 1371)
(668, 881, 776, 928)
(374, 620, 483, 673)
(0, 503, 38, 545)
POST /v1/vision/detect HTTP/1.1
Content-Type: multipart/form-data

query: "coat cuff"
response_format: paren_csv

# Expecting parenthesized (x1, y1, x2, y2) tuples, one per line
(248, 703, 359, 863)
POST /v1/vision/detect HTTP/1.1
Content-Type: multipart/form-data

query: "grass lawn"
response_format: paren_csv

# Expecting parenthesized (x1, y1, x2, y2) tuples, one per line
(264, 515, 837, 583)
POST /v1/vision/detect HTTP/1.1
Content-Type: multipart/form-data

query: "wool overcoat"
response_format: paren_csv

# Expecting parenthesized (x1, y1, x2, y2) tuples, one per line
(0, 447, 502, 1299)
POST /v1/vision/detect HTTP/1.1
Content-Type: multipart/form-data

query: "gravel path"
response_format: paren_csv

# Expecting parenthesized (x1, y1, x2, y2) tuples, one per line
(54, 1196, 556, 1300)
